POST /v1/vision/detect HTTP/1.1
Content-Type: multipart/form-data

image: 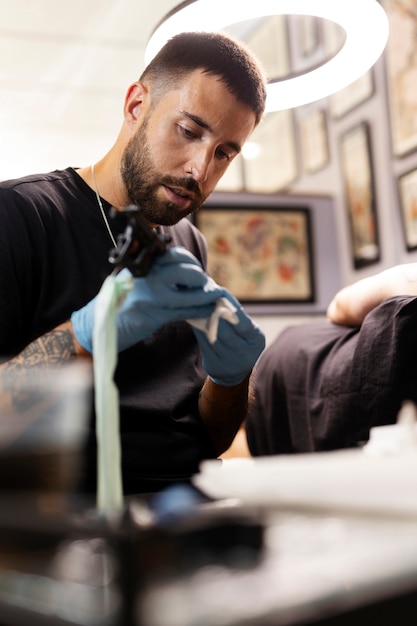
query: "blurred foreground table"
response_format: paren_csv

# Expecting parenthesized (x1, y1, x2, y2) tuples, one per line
(1, 449, 417, 626)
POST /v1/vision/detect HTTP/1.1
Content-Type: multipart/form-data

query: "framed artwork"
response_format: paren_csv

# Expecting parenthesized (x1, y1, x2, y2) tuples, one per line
(329, 70, 374, 119)
(322, 17, 345, 57)
(383, 0, 417, 156)
(339, 122, 380, 268)
(299, 109, 329, 173)
(194, 206, 314, 304)
(247, 15, 290, 80)
(299, 15, 320, 56)
(243, 110, 298, 192)
(319, 18, 374, 118)
(398, 167, 417, 250)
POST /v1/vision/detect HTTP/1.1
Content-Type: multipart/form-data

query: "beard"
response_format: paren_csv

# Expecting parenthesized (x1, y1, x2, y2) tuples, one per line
(121, 122, 206, 226)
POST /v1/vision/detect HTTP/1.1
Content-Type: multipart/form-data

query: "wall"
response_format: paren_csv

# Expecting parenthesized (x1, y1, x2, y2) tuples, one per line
(291, 55, 417, 286)
(217, 8, 417, 346)
(296, 8, 417, 280)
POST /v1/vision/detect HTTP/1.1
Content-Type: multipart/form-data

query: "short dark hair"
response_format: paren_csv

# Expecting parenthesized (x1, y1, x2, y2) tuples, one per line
(140, 31, 267, 125)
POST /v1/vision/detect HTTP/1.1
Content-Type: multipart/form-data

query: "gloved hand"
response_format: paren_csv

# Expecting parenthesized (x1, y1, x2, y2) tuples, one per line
(71, 246, 225, 353)
(191, 290, 265, 386)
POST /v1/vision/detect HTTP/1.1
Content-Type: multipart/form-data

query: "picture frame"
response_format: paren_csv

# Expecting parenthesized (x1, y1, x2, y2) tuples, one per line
(299, 15, 320, 57)
(398, 167, 417, 251)
(243, 110, 298, 192)
(329, 70, 374, 119)
(383, 0, 417, 156)
(299, 109, 330, 173)
(339, 122, 380, 268)
(194, 205, 314, 304)
(322, 18, 374, 119)
(247, 14, 291, 80)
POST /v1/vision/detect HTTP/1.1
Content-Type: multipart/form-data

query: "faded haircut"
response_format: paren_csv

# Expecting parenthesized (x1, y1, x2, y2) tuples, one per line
(140, 31, 267, 126)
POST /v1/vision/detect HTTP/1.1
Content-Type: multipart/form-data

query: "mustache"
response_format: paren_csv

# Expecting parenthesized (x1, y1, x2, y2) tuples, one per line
(161, 175, 201, 195)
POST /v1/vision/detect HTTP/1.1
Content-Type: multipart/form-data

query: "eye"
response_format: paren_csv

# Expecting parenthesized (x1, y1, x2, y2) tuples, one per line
(179, 124, 200, 140)
(216, 146, 233, 161)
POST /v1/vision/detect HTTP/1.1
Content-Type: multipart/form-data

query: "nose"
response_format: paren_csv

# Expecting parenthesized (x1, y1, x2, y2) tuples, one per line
(186, 147, 213, 183)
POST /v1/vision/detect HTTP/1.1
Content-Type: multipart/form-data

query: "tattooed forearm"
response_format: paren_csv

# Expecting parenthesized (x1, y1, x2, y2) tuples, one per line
(0, 326, 78, 412)
(18, 328, 77, 366)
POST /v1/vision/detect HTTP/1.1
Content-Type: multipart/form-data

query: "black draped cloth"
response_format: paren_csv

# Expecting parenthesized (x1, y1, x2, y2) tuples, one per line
(246, 296, 417, 456)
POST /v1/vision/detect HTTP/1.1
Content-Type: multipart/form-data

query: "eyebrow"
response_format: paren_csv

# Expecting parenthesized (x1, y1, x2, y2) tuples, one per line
(181, 111, 242, 154)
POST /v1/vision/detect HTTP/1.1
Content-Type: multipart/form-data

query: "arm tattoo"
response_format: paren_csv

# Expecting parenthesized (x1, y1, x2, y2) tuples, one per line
(17, 328, 77, 366)
(1, 328, 77, 412)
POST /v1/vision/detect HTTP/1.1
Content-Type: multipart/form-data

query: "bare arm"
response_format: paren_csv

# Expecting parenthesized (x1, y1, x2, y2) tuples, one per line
(198, 374, 253, 455)
(327, 263, 417, 326)
(0, 321, 89, 406)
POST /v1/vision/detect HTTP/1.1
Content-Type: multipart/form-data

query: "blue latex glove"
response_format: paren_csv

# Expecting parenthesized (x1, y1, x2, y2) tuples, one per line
(191, 290, 265, 386)
(71, 246, 225, 353)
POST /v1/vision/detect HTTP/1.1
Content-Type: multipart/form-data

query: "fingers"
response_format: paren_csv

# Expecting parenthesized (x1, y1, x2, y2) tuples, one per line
(155, 262, 209, 290)
(156, 280, 224, 307)
(154, 246, 203, 269)
(119, 247, 206, 286)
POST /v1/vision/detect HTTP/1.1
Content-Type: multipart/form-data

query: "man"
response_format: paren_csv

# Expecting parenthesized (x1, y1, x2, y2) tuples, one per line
(0, 32, 267, 494)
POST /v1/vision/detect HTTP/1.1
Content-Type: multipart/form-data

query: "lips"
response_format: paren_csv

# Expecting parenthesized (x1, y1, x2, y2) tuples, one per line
(163, 184, 193, 208)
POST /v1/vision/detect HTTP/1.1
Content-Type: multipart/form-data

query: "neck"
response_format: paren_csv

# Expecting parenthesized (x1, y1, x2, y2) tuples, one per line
(76, 154, 129, 210)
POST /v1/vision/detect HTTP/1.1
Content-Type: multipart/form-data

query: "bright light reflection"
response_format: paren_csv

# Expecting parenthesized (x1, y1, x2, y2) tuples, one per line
(241, 142, 262, 160)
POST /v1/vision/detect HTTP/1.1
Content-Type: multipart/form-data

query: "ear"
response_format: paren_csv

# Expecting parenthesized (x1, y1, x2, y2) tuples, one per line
(123, 82, 150, 128)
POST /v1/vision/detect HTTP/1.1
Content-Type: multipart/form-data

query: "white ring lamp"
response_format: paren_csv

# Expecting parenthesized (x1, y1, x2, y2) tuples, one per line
(145, 0, 389, 111)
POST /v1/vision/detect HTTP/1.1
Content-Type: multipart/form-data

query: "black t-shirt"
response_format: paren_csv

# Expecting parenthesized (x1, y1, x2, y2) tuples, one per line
(0, 168, 216, 494)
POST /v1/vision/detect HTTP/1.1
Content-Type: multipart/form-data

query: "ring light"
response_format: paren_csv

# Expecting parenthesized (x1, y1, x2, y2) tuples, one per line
(145, 0, 389, 111)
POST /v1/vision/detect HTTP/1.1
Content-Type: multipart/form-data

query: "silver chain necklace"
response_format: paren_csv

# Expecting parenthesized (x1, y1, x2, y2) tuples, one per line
(90, 163, 117, 248)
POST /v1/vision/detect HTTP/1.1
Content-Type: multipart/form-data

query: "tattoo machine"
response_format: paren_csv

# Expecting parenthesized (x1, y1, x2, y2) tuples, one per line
(108, 205, 171, 277)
